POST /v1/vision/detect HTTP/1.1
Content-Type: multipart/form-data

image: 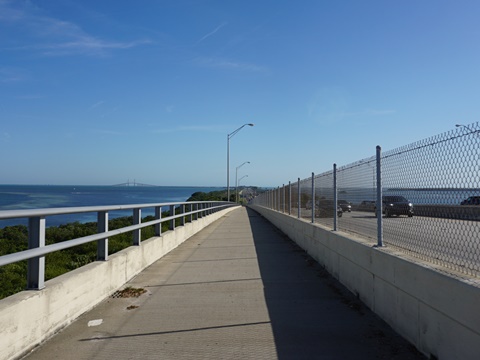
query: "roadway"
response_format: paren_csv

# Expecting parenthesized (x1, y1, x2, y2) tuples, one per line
(296, 209, 480, 275)
(24, 207, 424, 360)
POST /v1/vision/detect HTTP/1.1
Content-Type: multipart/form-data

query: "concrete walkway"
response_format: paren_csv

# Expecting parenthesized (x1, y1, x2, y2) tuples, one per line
(24, 207, 424, 360)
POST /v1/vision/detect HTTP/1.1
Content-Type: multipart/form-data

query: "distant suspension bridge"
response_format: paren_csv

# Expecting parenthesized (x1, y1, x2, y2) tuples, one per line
(112, 180, 158, 187)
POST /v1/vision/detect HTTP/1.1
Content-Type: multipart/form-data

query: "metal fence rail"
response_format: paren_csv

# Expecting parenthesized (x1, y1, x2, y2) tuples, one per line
(0, 201, 236, 290)
(251, 122, 480, 277)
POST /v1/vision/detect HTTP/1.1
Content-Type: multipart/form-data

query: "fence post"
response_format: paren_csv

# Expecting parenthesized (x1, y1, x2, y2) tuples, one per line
(297, 177, 301, 219)
(288, 181, 291, 215)
(376, 145, 384, 247)
(311, 172, 315, 223)
(279, 187, 281, 211)
(27, 216, 46, 290)
(282, 184, 285, 213)
(333, 164, 338, 231)
(97, 211, 108, 260)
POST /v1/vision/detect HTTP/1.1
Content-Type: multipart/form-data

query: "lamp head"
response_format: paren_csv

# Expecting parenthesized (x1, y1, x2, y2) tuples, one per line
(247, 123, 254, 126)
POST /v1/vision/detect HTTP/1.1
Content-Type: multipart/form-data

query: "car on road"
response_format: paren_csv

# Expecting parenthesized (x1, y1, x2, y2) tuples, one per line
(460, 196, 480, 205)
(376, 196, 414, 217)
(358, 200, 376, 212)
(316, 199, 343, 218)
(337, 200, 352, 212)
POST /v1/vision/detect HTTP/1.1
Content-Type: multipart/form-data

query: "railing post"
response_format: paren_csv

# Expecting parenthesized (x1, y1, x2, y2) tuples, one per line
(155, 206, 162, 236)
(133, 208, 141, 245)
(97, 211, 108, 260)
(189, 203, 193, 222)
(194, 203, 199, 220)
(376, 145, 384, 247)
(311, 173, 315, 223)
(169, 205, 175, 230)
(297, 178, 300, 219)
(282, 184, 286, 213)
(333, 164, 338, 231)
(180, 204, 185, 225)
(27, 216, 46, 290)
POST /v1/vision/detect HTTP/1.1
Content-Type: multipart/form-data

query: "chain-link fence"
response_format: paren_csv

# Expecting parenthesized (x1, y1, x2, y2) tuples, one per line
(251, 122, 480, 277)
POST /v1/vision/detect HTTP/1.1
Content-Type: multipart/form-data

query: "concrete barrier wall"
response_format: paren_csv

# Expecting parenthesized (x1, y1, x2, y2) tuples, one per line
(250, 205, 480, 360)
(0, 206, 239, 360)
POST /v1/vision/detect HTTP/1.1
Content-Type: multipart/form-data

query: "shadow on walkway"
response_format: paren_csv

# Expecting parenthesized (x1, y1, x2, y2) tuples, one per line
(246, 207, 424, 359)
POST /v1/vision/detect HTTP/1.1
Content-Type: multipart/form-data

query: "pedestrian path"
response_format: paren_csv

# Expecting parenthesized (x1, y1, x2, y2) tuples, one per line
(24, 207, 424, 359)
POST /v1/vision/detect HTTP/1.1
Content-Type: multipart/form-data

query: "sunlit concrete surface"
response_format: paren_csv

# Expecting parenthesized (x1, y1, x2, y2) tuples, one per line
(23, 207, 424, 360)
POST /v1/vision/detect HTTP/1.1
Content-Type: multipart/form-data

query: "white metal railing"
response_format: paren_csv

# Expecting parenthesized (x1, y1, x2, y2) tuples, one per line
(0, 201, 237, 290)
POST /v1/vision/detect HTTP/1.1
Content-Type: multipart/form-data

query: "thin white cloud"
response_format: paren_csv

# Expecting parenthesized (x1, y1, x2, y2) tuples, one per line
(0, 67, 26, 83)
(0, 0, 25, 22)
(313, 109, 396, 124)
(153, 125, 222, 134)
(336, 109, 396, 117)
(193, 57, 267, 73)
(92, 129, 122, 136)
(90, 101, 106, 109)
(0, 1, 151, 57)
(99, 107, 119, 118)
(308, 89, 395, 123)
(197, 22, 227, 43)
(14, 94, 44, 100)
(1, 132, 11, 142)
(37, 38, 152, 57)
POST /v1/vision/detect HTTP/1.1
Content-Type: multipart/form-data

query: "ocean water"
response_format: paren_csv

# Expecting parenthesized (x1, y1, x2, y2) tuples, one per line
(313, 187, 480, 206)
(0, 185, 222, 228)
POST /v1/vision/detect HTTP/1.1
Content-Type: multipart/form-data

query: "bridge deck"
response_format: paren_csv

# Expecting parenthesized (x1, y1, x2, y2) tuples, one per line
(25, 207, 423, 359)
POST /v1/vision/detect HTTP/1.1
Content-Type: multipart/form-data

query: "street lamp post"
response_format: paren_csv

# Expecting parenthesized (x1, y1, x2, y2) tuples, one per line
(238, 175, 248, 203)
(227, 123, 254, 201)
(236, 161, 250, 203)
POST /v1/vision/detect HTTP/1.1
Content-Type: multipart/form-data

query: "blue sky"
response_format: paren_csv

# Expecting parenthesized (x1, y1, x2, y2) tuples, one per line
(1, 0, 479, 187)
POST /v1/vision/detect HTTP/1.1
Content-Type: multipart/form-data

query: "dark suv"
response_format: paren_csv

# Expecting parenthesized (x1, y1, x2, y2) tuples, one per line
(377, 196, 414, 217)
(461, 196, 480, 205)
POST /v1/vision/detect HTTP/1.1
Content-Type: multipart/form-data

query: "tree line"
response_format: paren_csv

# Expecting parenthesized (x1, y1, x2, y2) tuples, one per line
(0, 189, 264, 300)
